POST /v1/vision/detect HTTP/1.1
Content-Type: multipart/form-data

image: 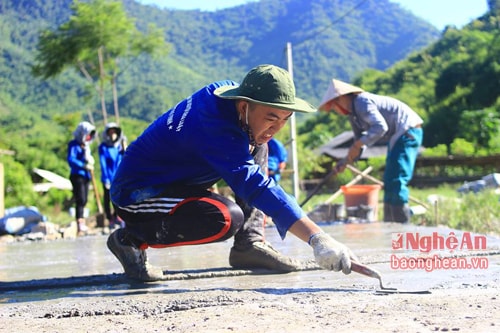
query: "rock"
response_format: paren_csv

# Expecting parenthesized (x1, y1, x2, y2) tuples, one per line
(61, 221, 78, 239)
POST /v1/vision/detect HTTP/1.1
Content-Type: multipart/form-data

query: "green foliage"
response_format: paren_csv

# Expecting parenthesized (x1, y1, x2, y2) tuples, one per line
(421, 144, 449, 157)
(116, 117, 151, 143)
(458, 108, 500, 151)
(449, 138, 476, 156)
(423, 190, 500, 234)
(31, 0, 169, 124)
(347, 20, 500, 153)
(2, 0, 440, 124)
(0, 0, 498, 232)
(117, 82, 170, 122)
(0, 156, 38, 207)
(299, 112, 349, 145)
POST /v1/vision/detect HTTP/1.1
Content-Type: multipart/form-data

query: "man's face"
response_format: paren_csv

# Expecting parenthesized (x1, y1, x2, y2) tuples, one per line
(321, 99, 335, 113)
(242, 102, 292, 145)
(323, 97, 348, 116)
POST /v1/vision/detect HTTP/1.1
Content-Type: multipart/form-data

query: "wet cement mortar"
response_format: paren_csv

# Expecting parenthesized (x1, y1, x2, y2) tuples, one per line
(1, 222, 499, 332)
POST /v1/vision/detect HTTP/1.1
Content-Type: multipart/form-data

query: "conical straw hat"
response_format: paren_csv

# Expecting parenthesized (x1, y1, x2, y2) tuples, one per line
(319, 79, 364, 111)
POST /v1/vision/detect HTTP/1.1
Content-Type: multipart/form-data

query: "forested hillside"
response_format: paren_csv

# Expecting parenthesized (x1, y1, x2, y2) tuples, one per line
(0, 0, 438, 123)
(299, 12, 500, 153)
(1, 0, 498, 215)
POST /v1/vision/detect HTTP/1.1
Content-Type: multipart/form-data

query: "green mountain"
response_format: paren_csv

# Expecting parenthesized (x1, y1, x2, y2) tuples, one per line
(6, 0, 484, 212)
(0, 0, 439, 123)
(298, 4, 500, 177)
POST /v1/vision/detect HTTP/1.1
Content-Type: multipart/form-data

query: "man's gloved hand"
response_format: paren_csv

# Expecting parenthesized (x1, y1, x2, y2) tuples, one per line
(85, 163, 94, 171)
(104, 182, 111, 190)
(309, 232, 356, 274)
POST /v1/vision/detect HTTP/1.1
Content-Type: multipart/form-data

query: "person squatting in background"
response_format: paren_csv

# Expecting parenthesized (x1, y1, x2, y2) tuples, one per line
(107, 64, 358, 282)
(98, 122, 127, 229)
(67, 121, 96, 235)
(267, 137, 288, 183)
(319, 79, 424, 223)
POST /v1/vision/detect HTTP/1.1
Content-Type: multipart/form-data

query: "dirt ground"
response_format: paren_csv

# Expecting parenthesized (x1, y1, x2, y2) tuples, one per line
(1, 222, 499, 332)
(1, 280, 498, 333)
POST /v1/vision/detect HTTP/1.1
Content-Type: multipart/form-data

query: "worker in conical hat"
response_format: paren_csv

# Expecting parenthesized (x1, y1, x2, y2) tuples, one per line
(319, 78, 424, 223)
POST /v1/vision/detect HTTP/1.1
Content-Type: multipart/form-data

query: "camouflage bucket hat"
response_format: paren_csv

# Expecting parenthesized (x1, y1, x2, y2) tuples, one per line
(214, 64, 317, 113)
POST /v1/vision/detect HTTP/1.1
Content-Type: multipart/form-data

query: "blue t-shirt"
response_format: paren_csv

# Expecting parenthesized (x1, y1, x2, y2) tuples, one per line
(111, 81, 304, 239)
(67, 140, 91, 180)
(98, 141, 124, 186)
(268, 138, 288, 173)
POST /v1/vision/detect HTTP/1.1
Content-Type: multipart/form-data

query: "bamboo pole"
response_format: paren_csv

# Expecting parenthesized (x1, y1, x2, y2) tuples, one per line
(346, 164, 429, 209)
(0, 163, 4, 218)
(324, 166, 373, 204)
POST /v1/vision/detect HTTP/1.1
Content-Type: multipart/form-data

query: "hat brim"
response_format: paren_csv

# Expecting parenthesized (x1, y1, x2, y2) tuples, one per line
(214, 86, 317, 113)
(318, 79, 364, 111)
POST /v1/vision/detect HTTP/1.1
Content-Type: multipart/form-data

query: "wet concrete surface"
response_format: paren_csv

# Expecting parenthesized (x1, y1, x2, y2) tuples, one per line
(1, 222, 499, 303)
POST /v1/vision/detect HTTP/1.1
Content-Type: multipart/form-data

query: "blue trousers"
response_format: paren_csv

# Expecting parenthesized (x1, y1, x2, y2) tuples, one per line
(383, 128, 423, 205)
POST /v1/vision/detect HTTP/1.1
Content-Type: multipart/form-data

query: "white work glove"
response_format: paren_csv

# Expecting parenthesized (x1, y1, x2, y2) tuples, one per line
(84, 154, 95, 171)
(86, 154, 95, 165)
(309, 232, 355, 274)
(85, 163, 94, 171)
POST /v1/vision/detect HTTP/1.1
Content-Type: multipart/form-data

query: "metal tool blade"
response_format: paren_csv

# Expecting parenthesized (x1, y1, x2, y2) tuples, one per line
(351, 262, 431, 294)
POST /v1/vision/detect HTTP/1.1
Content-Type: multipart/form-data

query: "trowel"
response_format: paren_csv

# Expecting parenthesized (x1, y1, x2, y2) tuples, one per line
(351, 262, 431, 294)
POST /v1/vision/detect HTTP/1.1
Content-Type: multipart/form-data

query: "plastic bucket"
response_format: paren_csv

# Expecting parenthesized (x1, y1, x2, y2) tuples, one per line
(341, 185, 381, 221)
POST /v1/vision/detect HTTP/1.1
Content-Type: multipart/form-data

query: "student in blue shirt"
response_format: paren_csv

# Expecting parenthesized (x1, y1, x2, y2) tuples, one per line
(67, 121, 96, 235)
(107, 65, 357, 282)
(267, 138, 288, 183)
(98, 122, 127, 229)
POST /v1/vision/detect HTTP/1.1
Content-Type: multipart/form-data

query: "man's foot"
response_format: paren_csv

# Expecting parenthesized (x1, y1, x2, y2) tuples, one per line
(229, 241, 301, 272)
(107, 229, 164, 282)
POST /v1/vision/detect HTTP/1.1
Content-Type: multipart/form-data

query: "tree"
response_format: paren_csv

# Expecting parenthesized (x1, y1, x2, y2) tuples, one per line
(488, 0, 500, 14)
(32, 0, 168, 125)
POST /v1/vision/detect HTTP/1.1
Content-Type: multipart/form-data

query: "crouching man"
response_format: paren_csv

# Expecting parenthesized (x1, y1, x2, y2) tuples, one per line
(107, 64, 357, 281)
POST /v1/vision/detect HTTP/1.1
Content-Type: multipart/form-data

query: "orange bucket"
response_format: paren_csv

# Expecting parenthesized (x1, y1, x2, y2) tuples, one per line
(341, 185, 381, 221)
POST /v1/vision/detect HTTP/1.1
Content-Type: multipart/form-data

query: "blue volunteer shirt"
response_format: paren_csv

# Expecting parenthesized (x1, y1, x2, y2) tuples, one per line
(268, 138, 288, 172)
(111, 80, 305, 239)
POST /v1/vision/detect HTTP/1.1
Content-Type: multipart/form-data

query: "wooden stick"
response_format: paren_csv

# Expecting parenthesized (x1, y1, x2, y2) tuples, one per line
(90, 169, 104, 214)
(300, 168, 339, 207)
(0, 163, 4, 218)
(324, 166, 373, 204)
(346, 164, 429, 209)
